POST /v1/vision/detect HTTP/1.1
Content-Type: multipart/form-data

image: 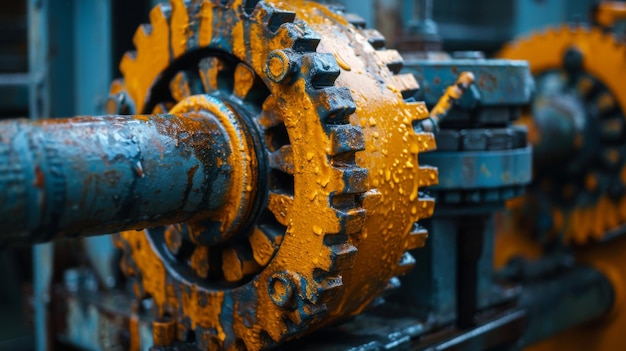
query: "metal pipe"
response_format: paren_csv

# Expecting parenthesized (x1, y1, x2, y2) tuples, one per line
(0, 113, 233, 245)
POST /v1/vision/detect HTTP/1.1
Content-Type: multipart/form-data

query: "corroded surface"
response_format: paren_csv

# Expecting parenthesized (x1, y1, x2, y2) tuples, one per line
(498, 26, 626, 246)
(112, 0, 437, 349)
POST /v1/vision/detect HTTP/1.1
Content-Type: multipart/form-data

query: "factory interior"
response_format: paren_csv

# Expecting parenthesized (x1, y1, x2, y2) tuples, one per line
(2, 0, 626, 350)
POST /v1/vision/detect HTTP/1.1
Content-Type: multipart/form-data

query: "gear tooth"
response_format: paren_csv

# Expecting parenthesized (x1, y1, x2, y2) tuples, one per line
(311, 87, 357, 124)
(302, 53, 341, 88)
(267, 8, 296, 33)
(405, 223, 428, 250)
(133, 24, 152, 48)
(415, 196, 436, 219)
(120, 51, 137, 71)
(418, 166, 438, 187)
(333, 167, 369, 195)
(333, 207, 366, 235)
(150, 2, 172, 23)
(344, 13, 366, 29)
(415, 132, 437, 153)
(374, 49, 403, 74)
(316, 275, 344, 304)
(326, 242, 358, 273)
(362, 28, 386, 49)
(328, 124, 365, 156)
(395, 252, 416, 276)
(392, 73, 420, 100)
(293, 32, 321, 53)
(406, 101, 430, 121)
(242, 0, 261, 15)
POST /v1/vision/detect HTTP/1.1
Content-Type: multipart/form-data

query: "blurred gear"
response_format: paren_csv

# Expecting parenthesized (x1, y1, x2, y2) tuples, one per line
(109, 0, 437, 349)
(499, 26, 626, 246)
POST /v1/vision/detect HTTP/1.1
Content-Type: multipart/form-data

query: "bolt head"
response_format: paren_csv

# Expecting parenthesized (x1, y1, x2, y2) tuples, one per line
(266, 50, 294, 83)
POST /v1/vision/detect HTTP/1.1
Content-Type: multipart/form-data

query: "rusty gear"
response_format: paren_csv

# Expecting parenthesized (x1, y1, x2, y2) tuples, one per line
(110, 0, 437, 349)
(499, 26, 626, 246)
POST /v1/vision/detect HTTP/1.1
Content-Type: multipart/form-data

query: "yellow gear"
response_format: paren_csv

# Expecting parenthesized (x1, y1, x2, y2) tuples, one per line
(110, 0, 437, 349)
(498, 26, 626, 247)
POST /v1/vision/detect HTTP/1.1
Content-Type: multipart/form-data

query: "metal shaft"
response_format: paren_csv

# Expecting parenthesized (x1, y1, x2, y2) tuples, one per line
(0, 113, 233, 245)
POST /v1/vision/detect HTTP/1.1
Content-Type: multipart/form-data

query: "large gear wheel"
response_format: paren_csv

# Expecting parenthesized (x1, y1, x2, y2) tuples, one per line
(109, 1, 437, 349)
(498, 26, 626, 246)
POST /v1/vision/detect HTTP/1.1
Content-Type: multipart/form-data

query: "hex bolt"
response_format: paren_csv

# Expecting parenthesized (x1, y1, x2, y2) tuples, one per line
(153, 316, 177, 347)
(268, 272, 296, 307)
(266, 50, 295, 83)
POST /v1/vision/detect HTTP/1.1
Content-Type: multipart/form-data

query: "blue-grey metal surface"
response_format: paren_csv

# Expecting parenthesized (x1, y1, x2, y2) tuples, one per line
(28, 1, 52, 351)
(420, 147, 532, 190)
(0, 113, 232, 245)
(404, 59, 534, 107)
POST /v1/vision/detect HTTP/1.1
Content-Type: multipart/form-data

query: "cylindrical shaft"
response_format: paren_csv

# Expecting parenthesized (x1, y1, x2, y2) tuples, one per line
(0, 113, 233, 245)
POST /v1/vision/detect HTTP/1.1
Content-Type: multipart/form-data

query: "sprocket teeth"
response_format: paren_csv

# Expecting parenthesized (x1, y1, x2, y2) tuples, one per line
(395, 252, 417, 276)
(293, 32, 322, 53)
(120, 51, 137, 73)
(418, 166, 439, 187)
(266, 8, 296, 33)
(405, 223, 428, 251)
(302, 53, 341, 88)
(315, 275, 344, 304)
(414, 132, 437, 153)
(392, 74, 420, 100)
(150, 2, 172, 23)
(415, 196, 436, 219)
(328, 125, 366, 156)
(326, 243, 358, 273)
(133, 24, 153, 47)
(362, 28, 386, 49)
(333, 167, 369, 195)
(311, 87, 357, 124)
(344, 13, 366, 29)
(374, 49, 404, 74)
(406, 101, 430, 121)
(333, 207, 366, 235)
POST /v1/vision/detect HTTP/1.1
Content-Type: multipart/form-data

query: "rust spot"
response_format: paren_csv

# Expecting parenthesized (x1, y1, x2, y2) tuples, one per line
(33, 165, 45, 188)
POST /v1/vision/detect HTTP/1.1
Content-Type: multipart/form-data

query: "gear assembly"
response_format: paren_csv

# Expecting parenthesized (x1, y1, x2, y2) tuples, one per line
(0, 0, 625, 350)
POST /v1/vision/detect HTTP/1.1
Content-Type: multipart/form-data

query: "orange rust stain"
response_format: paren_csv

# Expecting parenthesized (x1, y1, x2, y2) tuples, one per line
(33, 165, 45, 188)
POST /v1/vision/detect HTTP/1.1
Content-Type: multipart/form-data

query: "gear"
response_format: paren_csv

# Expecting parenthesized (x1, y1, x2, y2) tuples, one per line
(499, 26, 626, 245)
(109, 1, 437, 349)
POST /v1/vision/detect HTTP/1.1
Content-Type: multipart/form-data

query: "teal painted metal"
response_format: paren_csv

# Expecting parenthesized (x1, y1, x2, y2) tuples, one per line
(405, 59, 533, 108)
(0, 113, 233, 245)
(420, 147, 532, 190)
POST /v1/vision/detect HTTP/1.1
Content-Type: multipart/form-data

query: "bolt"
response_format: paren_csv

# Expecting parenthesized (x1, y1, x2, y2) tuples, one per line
(266, 50, 295, 84)
(268, 272, 296, 307)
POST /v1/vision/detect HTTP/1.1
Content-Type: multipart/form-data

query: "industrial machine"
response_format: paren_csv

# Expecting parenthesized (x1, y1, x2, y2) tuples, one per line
(1, 0, 625, 350)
